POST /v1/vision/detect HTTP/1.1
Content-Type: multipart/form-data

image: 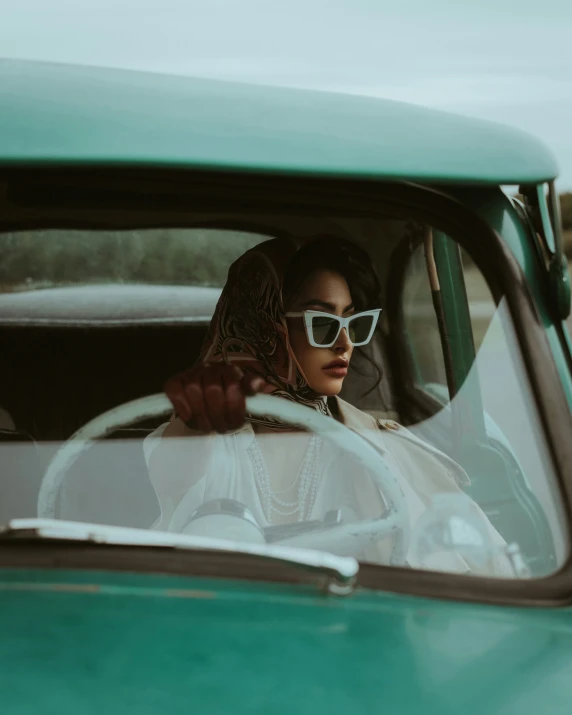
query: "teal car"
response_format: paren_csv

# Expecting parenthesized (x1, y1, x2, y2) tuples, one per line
(1, 59, 572, 713)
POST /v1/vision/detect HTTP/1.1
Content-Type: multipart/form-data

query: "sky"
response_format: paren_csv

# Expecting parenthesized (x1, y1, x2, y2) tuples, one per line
(2, 0, 571, 188)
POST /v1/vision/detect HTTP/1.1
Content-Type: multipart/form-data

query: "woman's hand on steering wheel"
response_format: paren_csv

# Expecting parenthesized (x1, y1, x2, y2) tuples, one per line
(164, 364, 265, 434)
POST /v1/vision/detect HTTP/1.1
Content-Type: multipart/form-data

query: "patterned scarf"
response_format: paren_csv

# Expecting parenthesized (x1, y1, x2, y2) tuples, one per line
(198, 238, 332, 428)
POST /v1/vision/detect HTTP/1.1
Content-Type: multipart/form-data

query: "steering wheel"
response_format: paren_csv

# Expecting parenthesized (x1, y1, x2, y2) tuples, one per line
(37, 393, 411, 564)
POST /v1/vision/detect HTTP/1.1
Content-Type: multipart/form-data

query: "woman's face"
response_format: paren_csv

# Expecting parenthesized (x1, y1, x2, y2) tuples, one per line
(286, 269, 354, 397)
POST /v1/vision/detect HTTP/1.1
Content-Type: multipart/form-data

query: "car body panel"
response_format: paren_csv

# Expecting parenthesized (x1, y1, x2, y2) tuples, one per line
(0, 60, 559, 184)
(0, 568, 571, 715)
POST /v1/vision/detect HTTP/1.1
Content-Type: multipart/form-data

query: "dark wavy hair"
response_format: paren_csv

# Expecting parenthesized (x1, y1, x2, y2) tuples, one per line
(282, 237, 383, 394)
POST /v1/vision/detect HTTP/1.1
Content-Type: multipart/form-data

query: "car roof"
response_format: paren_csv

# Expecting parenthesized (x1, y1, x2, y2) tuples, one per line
(0, 59, 559, 185)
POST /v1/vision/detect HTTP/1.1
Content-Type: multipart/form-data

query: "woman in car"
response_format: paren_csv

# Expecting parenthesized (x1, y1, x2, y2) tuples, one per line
(146, 236, 510, 575)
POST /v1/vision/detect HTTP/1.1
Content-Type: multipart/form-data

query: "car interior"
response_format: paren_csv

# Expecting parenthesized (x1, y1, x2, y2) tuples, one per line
(0, 171, 412, 527)
(0, 169, 563, 576)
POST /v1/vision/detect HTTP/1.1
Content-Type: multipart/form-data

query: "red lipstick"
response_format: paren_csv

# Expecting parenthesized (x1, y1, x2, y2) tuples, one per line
(322, 358, 348, 378)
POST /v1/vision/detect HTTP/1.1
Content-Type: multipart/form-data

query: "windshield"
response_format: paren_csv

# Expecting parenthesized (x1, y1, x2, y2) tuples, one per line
(0, 216, 566, 581)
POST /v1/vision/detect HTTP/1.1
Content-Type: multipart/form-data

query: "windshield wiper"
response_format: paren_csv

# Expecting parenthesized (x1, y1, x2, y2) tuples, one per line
(0, 518, 358, 595)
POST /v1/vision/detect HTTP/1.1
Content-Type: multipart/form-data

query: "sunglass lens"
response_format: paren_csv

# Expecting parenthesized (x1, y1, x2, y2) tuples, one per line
(349, 314, 374, 344)
(311, 315, 340, 345)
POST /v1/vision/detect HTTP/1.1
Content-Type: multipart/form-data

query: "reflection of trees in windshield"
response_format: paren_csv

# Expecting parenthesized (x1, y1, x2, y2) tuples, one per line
(0, 229, 266, 291)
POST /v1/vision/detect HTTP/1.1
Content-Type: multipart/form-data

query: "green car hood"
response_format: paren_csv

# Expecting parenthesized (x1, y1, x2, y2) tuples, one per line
(0, 568, 571, 714)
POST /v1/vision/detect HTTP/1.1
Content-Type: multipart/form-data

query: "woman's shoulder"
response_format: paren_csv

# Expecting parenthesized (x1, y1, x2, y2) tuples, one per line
(334, 397, 470, 487)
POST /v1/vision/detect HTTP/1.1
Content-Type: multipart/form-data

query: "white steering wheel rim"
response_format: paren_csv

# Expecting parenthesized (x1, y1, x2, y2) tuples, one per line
(37, 393, 410, 563)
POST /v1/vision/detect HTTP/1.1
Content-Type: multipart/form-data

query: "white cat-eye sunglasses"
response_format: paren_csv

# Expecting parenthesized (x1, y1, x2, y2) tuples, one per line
(285, 309, 381, 348)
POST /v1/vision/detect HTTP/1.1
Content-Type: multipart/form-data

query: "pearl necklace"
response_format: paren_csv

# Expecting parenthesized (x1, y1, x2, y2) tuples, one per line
(248, 435, 323, 525)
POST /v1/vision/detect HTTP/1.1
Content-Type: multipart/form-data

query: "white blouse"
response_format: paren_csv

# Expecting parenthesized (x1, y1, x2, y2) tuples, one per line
(143, 416, 513, 577)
